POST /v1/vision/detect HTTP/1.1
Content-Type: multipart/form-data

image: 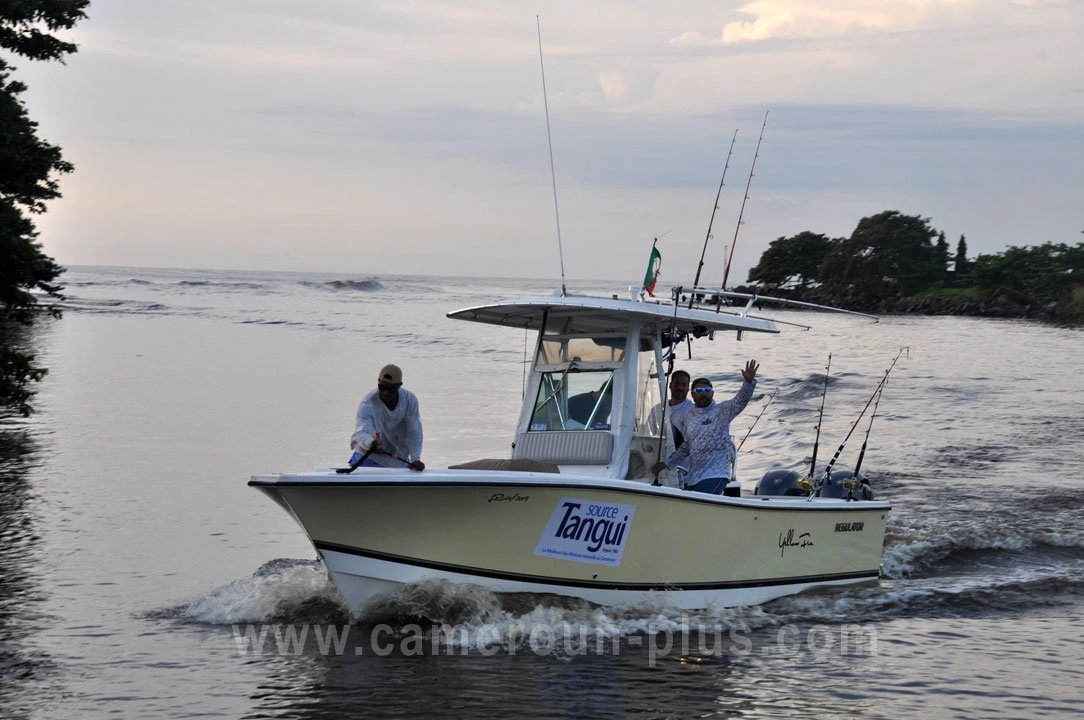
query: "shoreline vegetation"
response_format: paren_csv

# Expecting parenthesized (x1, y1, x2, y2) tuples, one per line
(740, 211, 1084, 326)
(1, 3, 89, 416)
(732, 284, 1084, 325)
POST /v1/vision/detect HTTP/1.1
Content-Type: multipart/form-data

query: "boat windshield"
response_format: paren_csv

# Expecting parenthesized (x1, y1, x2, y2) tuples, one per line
(535, 335, 626, 365)
(529, 369, 614, 431)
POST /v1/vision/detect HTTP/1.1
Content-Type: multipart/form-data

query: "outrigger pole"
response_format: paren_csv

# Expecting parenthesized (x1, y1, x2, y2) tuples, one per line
(810, 348, 907, 496)
(689, 129, 738, 309)
(719, 110, 769, 299)
(652, 288, 684, 486)
(536, 16, 567, 297)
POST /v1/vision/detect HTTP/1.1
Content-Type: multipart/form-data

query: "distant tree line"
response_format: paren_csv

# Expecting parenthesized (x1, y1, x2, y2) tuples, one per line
(0, 2, 87, 416)
(746, 211, 1084, 321)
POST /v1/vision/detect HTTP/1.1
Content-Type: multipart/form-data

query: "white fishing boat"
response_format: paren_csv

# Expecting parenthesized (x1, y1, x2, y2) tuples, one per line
(250, 287, 891, 616)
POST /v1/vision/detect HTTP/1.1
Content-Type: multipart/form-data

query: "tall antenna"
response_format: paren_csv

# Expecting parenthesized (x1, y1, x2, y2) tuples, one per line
(720, 110, 769, 292)
(688, 129, 738, 308)
(536, 16, 567, 296)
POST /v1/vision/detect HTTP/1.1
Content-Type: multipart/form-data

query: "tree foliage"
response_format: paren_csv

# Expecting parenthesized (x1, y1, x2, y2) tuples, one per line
(964, 242, 1084, 305)
(954, 234, 970, 277)
(0, 1, 87, 61)
(935, 231, 949, 283)
(1, 0, 88, 415)
(746, 231, 832, 287)
(746, 209, 1083, 320)
(818, 211, 947, 300)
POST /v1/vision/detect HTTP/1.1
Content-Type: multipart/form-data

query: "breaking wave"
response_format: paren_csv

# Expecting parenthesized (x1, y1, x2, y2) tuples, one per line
(175, 280, 271, 292)
(61, 298, 172, 315)
(315, 279, 383, 292)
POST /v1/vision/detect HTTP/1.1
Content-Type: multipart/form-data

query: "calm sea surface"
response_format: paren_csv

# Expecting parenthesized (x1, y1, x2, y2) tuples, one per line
(2, 265, 1083, 719)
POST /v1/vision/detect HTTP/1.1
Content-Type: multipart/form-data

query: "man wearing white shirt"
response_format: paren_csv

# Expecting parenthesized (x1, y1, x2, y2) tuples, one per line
(350, 363, 425, 471)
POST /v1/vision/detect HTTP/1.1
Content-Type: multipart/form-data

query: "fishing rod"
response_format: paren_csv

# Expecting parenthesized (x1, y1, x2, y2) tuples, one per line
(810, 348, 906, 496)
(688, 129, 738, 309)
(851, 347, 907, 478)
(738, 389, 777, 451)
(851, 373, 888, 479)
(536, 16, 567, 297)
(718, 110, 768, 301)
(809, 353, 832, 477)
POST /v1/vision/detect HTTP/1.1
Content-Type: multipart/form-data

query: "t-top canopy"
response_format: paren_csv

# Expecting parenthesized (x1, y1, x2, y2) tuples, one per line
(446, 293, 780, 338)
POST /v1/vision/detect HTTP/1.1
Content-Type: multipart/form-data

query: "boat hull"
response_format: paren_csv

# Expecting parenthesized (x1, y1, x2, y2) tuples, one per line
(250, 468, 889, 615)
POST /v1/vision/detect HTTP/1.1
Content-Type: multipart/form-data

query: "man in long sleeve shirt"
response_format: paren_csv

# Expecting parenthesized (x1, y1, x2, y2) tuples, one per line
(652, 360, 759, 494)
(350, 363, 425, 471)
(648, 369, 693, 445)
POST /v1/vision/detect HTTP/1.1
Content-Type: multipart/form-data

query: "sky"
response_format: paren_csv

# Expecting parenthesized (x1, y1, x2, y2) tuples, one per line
(13, 0, 1084, 283)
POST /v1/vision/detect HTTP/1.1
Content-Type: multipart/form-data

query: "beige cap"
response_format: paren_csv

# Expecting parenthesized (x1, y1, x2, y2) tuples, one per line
(377, 364, 403, 385)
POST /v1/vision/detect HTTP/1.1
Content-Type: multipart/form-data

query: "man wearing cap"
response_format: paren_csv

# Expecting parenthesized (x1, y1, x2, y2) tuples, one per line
(349, 364, 425, 471)
(651, 360, 758, 494)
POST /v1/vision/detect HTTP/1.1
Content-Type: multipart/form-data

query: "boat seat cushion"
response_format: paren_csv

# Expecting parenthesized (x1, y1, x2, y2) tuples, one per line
(512, 430, 614, 465)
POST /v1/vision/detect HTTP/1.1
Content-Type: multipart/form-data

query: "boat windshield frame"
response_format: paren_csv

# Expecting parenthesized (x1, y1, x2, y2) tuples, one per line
(529, 367, 616, 432)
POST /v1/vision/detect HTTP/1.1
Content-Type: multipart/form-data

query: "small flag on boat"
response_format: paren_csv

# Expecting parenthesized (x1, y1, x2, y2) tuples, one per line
(642, 239, 662, 297)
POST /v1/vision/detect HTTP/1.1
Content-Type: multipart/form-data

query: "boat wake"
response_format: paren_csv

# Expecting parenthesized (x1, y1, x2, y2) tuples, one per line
(175, 559, 351, 625)
(165, 531, 1084, 655)
(883, 494, 1084, 579)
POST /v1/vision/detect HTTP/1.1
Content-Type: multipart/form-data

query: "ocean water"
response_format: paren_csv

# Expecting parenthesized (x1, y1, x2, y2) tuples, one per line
(2, 265, 1083, 719)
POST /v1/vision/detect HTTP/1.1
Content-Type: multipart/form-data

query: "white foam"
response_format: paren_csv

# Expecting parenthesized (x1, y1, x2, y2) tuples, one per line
(182, 563, 345, 625)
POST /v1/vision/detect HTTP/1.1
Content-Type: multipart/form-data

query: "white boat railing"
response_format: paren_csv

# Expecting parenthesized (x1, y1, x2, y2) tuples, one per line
(672, 285, 879, 321)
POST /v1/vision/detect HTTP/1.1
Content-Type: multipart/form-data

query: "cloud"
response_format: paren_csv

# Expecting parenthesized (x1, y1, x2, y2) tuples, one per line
(723, 6, 800, 43)
(668, 31, 709, 47)
(713, 0, 970, 44)
(599, 72, 628, 102)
